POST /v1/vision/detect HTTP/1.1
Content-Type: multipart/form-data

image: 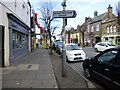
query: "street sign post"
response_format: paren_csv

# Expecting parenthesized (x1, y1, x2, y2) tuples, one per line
(53, 10, 77, 18)
(53, 3, 77, 77)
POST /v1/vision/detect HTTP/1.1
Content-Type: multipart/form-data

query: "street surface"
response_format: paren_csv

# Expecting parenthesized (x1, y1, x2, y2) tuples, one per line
(53, 47, 108, 89)
(50, 50, 89, 88)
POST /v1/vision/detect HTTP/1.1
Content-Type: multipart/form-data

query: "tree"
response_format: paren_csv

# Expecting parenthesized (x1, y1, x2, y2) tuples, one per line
(37, 2, 59, 54)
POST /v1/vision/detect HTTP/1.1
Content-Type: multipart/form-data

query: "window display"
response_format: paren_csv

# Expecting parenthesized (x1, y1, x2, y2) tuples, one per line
(12, 30, 28, 49)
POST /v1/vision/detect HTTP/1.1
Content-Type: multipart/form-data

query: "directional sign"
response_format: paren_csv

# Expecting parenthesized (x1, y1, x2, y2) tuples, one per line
(53, 10, 77, 18)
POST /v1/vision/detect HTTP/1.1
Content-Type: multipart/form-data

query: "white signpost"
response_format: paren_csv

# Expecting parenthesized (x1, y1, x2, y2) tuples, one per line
(53, 10, 77, 18)
(53, 7, 77, 77)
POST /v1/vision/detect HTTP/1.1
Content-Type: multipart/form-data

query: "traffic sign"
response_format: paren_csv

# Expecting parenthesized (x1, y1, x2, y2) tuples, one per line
(53, 10, 77, 18)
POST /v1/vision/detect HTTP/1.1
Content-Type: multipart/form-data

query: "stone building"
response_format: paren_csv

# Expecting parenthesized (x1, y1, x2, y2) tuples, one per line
(67, 27, 81, 45)
(80, 4, 120, 46)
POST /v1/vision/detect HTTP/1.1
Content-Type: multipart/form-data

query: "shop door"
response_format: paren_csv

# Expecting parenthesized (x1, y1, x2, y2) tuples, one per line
(0, 25, 4, 67)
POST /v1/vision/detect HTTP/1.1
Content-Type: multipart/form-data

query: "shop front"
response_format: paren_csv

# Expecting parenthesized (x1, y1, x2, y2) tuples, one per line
(8, 14, 30, 63)
(103, 35, 120, 45)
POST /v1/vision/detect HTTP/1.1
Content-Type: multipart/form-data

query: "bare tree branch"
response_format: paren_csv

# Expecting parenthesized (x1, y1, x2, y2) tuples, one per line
(37, 1, 60, 54)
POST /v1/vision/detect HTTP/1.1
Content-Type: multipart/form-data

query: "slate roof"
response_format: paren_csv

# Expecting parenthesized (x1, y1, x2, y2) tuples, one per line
(91, 12, 107, 23)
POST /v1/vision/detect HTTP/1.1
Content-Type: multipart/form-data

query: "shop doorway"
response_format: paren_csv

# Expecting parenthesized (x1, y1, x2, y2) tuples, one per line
(0, 25, 4, 67)
(95, 37, 101, 44)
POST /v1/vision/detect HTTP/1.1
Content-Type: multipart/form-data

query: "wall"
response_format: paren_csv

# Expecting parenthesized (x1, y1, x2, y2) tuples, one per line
(0, 0, 31, 66)
(1, 0, 30, 27)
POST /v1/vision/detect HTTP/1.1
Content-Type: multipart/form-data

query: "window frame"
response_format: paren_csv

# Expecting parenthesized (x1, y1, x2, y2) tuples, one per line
(113, 25, 116, 33)
(107, 26, 109, 33)
(110, 26, 113, 33)
(96, 23, 99, 31)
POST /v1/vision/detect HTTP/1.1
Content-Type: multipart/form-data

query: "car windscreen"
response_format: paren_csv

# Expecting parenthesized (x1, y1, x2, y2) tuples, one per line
(57, 42, 62, 47)
(66, 45, 81, 51)
(55, 41, 62, 45)
(107, 43, 115, 46)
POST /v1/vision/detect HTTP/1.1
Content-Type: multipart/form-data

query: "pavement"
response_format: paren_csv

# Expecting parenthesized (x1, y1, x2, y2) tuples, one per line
(2, 46, 95, 89)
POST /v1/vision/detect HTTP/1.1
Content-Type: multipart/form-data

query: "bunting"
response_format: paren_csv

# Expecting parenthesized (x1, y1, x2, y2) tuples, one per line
(34, 13, 45, 33)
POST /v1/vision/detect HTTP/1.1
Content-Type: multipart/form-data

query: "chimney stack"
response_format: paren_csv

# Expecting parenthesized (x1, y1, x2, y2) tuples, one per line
(107, 4, 112, 18)
(94, 11, 98, 17)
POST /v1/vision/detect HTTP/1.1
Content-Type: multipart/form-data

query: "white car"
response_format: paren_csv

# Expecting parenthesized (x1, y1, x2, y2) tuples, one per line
(65, 43, 86, 62)
(94, 42, 116, 52)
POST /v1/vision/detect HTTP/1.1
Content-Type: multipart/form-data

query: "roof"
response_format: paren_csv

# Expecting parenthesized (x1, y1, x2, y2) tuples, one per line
(81, 22, 86, 27)
(91, 12, 107, 23)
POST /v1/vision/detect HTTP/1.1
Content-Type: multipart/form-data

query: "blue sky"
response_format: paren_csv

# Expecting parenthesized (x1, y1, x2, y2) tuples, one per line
(30, 0, 120, 36)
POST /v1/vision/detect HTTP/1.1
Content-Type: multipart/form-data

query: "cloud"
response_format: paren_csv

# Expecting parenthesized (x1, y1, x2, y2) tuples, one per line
(2, 0, 119, 3)
(29, 0, 119, 3)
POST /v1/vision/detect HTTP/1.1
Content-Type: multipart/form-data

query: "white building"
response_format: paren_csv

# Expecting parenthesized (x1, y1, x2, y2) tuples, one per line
(0, 0, 31, 66)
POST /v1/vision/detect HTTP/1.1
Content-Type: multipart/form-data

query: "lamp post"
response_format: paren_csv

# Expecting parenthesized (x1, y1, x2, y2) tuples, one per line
(61, 0, 67, 77)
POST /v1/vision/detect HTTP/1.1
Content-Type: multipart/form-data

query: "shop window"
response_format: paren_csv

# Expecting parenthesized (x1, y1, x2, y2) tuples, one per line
(105, 37, 108, 41)
(12, 31, 16, 49)
(116, 36, 120, 45)
(12, 31, 28, 49)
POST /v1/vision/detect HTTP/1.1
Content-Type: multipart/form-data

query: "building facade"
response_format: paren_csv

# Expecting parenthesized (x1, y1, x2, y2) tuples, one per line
(67, 28, 81, 45)
(81, 4, 120, 46)
(0, 0, 31, 66)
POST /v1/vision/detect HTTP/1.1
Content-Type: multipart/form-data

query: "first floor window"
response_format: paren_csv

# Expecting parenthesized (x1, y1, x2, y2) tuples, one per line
(107, 26, 109, 33)
(113, 26, 116, 32)
(110, 26, 113, 33)
(91, 25, 93, 32)
(87, 25, 90, 32)
(96, 24, 99, 31)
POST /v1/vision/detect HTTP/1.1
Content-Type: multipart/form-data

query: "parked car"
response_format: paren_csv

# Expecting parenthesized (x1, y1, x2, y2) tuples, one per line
(56, 41, 62, 54)
(82, 47, 120, 89)
(94, 42, 116, 52)
(52, 40, 61, 50)
(63, 43, 86, 62)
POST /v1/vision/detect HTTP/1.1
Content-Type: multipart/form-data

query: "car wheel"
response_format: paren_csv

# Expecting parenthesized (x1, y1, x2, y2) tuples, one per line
(66, 56, 70, 63)
(84, 68, 92, 79)
(58, 50, 61, 55)
(60, 54, 62, 58)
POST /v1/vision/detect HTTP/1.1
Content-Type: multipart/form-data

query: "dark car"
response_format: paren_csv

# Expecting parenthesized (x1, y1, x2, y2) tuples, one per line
(82, 47, 120, 89)
(56, 41, 62, 54)
(52, 40, 61, 50)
